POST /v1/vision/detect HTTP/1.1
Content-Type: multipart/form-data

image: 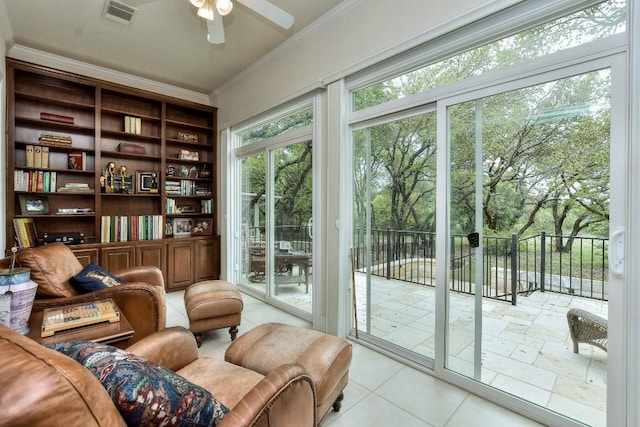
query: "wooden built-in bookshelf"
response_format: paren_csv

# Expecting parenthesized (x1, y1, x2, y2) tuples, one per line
(5, 59, 219, 291)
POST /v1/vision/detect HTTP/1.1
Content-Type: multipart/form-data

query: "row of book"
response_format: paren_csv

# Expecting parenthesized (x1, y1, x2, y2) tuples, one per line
(100, 215, 163, 243)
(25, 145, 50, 168)
(201, 199, 213, 214)
(165, 180, 196, 196)
(165, 180, 212, 196)
(124, 116, 142, 134)
(14, 170, 57, 193)
(13, 218, 38, 248)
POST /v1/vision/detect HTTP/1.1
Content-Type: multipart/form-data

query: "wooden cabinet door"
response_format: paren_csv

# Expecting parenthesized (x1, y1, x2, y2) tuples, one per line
(135, 242, 166, 278)
(71, 246, 99, 267)
(167, 240, 194, 291)
(194, 237, 219, 282)
(101, 245, 135, 272)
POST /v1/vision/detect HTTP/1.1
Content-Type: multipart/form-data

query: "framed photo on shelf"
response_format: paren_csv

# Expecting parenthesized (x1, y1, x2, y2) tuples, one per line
(136, 171, 158, 193)
(173, 218, 192, 237)
(193, 219, 212, 236)
(18, 194, 49, 215)
(165, 219, 174, 237)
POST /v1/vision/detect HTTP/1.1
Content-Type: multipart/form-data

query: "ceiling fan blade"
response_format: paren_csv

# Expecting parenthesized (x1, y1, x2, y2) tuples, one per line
(236, 0, 294, 29)
(207, 10, 225, 44)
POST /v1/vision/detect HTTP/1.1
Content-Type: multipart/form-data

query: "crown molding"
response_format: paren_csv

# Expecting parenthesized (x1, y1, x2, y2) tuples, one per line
(7, 45, 211, 105)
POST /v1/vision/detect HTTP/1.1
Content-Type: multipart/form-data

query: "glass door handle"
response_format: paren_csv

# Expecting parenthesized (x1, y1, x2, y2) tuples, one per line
(609, 226, 625, 278)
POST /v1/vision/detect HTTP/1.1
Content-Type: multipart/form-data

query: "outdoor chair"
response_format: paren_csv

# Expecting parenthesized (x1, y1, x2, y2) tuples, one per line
(566, 308, 608, 354)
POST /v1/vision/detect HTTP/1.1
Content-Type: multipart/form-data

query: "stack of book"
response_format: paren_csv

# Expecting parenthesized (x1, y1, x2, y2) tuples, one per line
(39, 132, 72, 146)
(165, 181, 182, 196)
(58, 182, 92, 192)
(195, 183, 212, 196)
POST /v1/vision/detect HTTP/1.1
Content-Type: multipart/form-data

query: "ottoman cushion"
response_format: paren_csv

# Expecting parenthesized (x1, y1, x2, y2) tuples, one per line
(184, 280, 243, 337)
(225, 322, 352, 421)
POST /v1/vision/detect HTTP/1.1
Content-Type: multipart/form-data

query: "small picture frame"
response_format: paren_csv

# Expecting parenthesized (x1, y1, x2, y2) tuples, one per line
(165, 219, 174, 237)
(173, 218, 192, 237)
(19, 194, 50, 215)
(136, 171, 158, 193)
(193, 219, 212, 236)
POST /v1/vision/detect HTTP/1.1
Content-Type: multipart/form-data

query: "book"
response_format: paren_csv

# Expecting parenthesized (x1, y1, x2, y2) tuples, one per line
(50, 172, 57, 193)
(25, 145, 34, 167)
(41, 146, 49, 168)
(34, 146, 42, 168)
(43, 171, 50, 192)
(67, 152, 84, 171)
(118, 142, 145, 154)
(40, 112, 74, 124)
(36, 171, 44, 192)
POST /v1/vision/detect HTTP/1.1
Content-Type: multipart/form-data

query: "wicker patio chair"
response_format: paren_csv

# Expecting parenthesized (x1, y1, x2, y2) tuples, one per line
(566, 308, 608, 354)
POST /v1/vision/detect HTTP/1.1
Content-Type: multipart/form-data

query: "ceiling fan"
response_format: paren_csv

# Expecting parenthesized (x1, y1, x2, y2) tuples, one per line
(189, 0, 294, 44)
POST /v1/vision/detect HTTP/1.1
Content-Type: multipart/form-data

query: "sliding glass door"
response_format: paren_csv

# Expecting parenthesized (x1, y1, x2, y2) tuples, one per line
(234, 104, 315, 317)
(441, 63, 621, 426)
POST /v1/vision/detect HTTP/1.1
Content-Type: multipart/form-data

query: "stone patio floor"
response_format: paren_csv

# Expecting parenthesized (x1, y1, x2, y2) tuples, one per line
(244, 271, 608, 426)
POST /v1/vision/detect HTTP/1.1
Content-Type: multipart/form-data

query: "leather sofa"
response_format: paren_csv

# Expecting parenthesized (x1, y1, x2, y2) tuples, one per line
(0, 243, 166, 346)
(0, 325, 316, 427)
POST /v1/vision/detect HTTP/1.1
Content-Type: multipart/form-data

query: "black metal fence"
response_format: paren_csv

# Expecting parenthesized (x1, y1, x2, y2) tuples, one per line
(353, 228, 609, 305)
(246, 225, 312, 253)
(246, 225, 608, 304)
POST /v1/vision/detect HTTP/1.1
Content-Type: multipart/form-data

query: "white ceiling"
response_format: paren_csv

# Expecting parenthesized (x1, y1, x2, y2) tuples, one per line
(1, 0, 344, 95)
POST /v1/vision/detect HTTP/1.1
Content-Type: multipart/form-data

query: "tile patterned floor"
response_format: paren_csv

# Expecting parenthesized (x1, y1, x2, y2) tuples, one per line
(165, 290, 547, 426)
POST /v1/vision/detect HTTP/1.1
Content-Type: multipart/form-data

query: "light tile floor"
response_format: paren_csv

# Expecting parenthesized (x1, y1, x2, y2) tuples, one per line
(165, 290, 545, 426)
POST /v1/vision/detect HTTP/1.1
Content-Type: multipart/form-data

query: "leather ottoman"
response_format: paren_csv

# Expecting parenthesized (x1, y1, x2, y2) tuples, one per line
(225, 322, 352, 424)
(183, 280, 243, 346)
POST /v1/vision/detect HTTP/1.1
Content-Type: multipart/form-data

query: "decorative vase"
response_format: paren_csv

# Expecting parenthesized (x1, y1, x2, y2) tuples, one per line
(0, 267, 37, 335)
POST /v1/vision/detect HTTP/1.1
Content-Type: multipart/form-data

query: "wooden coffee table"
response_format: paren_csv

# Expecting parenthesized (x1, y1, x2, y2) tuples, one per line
(27, 301, 134, 345)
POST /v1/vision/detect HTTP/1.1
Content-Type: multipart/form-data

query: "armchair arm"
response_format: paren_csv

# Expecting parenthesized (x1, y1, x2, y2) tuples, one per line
(32, 282, 166, 346)
(126, 326, 199, 371)
(113, 265, 164, 288)
(219, 364, 316, 427)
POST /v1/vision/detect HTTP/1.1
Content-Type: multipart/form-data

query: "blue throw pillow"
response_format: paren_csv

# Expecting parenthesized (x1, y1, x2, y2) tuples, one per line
(70, 262, 127, 293)
(46, 341, 229, 427)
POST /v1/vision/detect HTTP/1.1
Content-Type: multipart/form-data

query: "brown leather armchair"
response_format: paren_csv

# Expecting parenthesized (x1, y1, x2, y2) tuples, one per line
(0, 325, 316, 426)
(1, 243, 166, 346)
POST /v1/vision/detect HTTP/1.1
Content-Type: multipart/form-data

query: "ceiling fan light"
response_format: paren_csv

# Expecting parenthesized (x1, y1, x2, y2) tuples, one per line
(215, 0, 233, 16)
(189, 0, 205, 8)
(197, 2, 215, 20)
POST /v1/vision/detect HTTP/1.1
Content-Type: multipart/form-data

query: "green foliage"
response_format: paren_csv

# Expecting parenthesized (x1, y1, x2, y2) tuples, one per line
(352, 1, 621, 251)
